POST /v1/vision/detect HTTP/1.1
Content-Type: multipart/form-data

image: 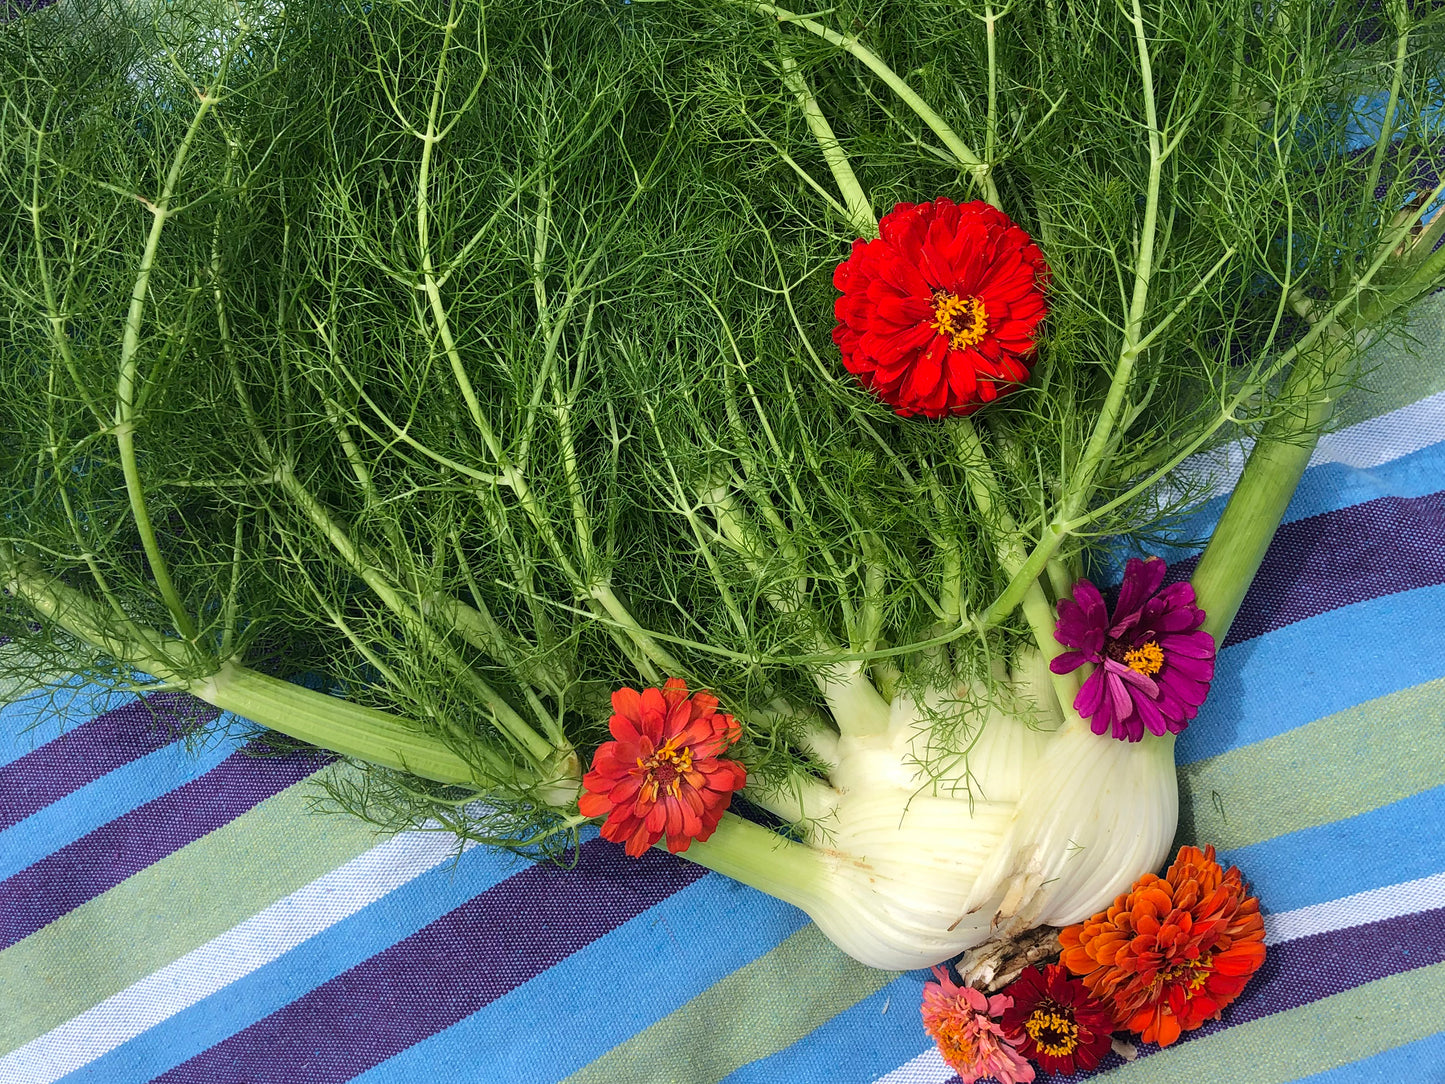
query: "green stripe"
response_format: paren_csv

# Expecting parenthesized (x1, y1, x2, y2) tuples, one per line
(1338, 293, 1445, 427)
(563, 924, 896, 1084)
(1098, 962, 1445, 1081)
(0, 765, 379, 1054)
(1178, 677, 1445, 852)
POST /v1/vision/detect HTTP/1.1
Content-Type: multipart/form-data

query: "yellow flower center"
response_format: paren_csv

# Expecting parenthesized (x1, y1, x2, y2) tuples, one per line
(1025, 1008, 1080, 1057)
(1162, 956, 1213, 993)
(931, 289, 989, 349)
(638, 737, 693, 801)
(932, 1019, 982, 1066)
(1123, 640, 1165, 676)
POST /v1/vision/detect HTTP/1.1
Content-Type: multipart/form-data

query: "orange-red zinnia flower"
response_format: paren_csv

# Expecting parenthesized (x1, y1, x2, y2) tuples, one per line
(1059, 844, 1267, 1048)
(832, 197, 1049, 418)
(578, 678, 746, 857)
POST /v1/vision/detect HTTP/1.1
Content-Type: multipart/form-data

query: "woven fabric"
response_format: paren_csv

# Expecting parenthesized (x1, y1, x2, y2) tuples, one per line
(2, 306, 1444, 1082)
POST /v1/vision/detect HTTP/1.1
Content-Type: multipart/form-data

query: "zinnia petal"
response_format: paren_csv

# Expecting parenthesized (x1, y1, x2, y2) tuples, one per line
(1134, 693, 1169, 737)
(610, 685, 642, 721)
(1050, 649, 1092, 674)
(1113, 557, 1168, 621)
(1074, 668, 1107, 717)
(576, 791, 613, 818)
(1164, 653, 1216, 682)
(1160, 630, 1217, 658)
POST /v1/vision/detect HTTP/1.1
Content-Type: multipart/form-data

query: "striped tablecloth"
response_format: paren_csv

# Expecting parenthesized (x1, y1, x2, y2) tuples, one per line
(2, 306, 1444, 1083)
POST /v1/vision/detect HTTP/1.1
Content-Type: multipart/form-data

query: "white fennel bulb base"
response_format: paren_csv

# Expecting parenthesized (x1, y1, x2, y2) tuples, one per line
(685, 667, 1178, 971)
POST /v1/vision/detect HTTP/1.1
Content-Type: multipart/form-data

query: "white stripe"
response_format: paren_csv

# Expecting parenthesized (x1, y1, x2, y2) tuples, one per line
(0, 830, 474, 1084)
(871, 871, 1445, 1084)
(1263, 870, 1445, 946)
(1308, 388, 1445, 471)
(1182, 387, 1445, 500)
(873, 1047, 954, 1084)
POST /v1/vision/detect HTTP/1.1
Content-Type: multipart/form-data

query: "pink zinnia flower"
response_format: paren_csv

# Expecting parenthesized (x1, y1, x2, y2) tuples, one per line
(920, 966, 1035, 1084)
(1050, 556, 1216, 742)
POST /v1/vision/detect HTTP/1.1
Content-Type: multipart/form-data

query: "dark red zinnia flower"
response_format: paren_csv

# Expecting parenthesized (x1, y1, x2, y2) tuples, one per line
(577, 678, 747, 857)
(832, 197, 1049, 417)
(1000, 964, 1115, 1075)
(1050, 556, 1217, 742)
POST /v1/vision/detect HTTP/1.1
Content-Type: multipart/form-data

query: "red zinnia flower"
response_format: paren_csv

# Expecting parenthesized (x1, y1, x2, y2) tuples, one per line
(832, 197, 1049, 418)
(1000, 964, 1115, 1075)
(1059, 844, 1268, 1048)
(577, 678, 747, 857)
(920, 967, 1035, 1084)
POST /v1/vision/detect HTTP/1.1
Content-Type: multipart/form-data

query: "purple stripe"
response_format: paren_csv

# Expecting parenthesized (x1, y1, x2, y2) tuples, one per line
(0, 747, 325, 949)
(0, 693, 218, 831)
(153, 839, 706, 1084)
(1165, 489, 1445, 646)
(983, 904, 1445, 1084)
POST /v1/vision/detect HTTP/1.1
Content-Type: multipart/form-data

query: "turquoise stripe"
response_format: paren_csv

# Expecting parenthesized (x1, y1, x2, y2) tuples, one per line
(0, 679, 132, 770)
(720, 975, 929, 1084)
(0, 734, 235, 880)
(1179, 586, 1445, 763)
(58, 839, 533, 1084)
(1286, 446, 1445, 525)
(1095, 436, 1445, 578)
(353, 875, 807, 1084)
(1219, 785, 1445, 913)
(1293, 1030, 1445, 1084)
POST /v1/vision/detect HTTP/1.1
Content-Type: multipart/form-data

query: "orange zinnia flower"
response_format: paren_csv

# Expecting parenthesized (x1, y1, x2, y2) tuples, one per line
(1058, 844, 1267, 1048)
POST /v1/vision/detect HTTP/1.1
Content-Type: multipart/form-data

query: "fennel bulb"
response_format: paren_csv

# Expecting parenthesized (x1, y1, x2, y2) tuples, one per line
(739, 666, 1178, 971)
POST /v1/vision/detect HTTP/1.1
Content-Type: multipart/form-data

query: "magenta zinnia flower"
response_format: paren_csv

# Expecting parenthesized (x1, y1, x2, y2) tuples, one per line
(920, 967, 1035, 1084)
(1050, 556, 1216, 742)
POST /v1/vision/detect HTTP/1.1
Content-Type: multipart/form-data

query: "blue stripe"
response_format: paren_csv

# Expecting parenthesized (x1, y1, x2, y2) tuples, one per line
(1286, 446, 1445, 526)
(58, 840, 534, 1084)
(0, 733, 236, 880)
(0, 679, 131, 770)
(354, 874, 808, 1084)
(1220, 786, 1445, 914)
(1096, 437, 1445, 580)
(1178, 585, 1445, 764)
(720, 974, 930, 1084)
(1340, 87, 1445, 157)
(1293, 1030, 1445, 1084)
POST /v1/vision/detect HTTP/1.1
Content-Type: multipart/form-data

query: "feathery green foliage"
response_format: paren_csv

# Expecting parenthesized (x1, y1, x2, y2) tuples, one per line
(2, 0, 1443, 855)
